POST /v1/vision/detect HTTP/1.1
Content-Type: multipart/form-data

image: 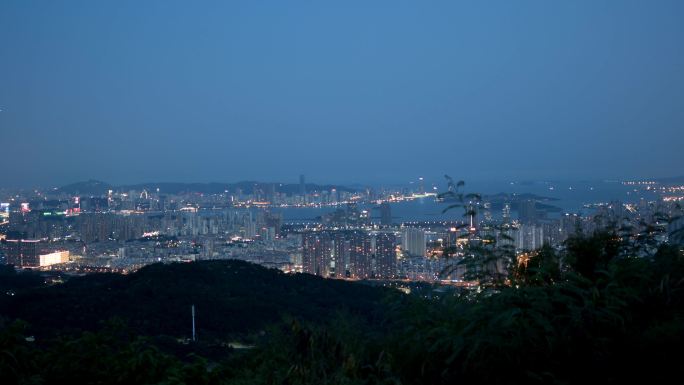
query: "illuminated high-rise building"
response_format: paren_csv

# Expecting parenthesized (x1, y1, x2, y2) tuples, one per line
(402, 227, 426, 257)
(519, 200, 537, 224)
(374, 232, 397, 278)
(503, 202, 511, 223)
(332, 232, 349, 277)
(483, 202, 493, 222)
(348, 230, 372, 278)
(302, 231, 333, 277)
(515, 223, 544, 251)
(4, 239, 41, 267)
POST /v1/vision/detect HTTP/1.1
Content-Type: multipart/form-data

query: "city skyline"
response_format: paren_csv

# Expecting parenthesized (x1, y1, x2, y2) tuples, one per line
(4, 173, 684, 191)
(2, 1, 684, 187)
(2, 167, 680, 277)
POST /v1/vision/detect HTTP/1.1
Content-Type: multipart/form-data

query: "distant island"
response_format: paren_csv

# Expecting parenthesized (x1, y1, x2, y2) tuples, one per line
(485, 192, 562, 213)
(439, 192, 563, 213)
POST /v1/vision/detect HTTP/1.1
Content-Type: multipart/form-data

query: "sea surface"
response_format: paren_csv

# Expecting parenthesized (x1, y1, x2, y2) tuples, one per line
(275, 180, 660, 224)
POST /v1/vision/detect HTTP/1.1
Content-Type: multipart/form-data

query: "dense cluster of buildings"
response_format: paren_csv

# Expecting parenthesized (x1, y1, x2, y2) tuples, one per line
(3, 239, 69, 268)
(298, 194, 681, 282)
(1, 178, 682, 282)
(301, 230, 397, 279)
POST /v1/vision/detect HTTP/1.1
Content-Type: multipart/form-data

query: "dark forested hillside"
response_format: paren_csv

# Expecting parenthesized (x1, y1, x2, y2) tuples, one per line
(2, 235, 684, 385)
(1, 260, 392, 340)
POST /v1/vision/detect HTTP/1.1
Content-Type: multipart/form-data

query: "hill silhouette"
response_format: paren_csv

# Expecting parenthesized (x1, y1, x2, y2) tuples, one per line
(1, 260, 392, 340)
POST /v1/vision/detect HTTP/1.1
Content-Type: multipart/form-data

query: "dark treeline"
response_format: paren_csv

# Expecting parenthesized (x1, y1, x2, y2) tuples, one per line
(2, 232, 684, 384)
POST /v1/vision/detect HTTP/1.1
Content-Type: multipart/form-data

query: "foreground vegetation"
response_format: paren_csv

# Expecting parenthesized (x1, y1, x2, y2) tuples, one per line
(2, 232, 684, 385)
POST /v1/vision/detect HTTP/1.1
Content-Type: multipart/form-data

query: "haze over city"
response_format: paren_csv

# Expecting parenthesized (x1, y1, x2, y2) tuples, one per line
(2, 0, 684, 187)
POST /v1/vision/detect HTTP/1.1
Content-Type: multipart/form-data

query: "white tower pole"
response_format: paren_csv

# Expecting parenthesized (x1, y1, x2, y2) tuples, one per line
(191, 305, 196, 342)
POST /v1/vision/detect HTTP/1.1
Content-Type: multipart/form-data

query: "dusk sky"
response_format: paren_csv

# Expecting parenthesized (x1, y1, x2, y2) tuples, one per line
(1, 1, 683, 187)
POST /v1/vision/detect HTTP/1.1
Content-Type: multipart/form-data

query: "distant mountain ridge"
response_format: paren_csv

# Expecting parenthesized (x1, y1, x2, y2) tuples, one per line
(58, 179, 358, 196)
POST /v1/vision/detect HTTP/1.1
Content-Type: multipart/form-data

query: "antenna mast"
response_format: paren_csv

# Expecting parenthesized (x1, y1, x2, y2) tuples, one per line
(191, 305, 196, 342)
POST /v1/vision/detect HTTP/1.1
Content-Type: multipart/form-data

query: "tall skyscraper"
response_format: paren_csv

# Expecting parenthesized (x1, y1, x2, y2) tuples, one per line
(332, 232, 349, 277)
(299, 174, 306, 196)
(402, 227, 426, 257)
(348, 230, 372, 278)
(379, 202, 392, 226)
(266, 183, 277, 203)
(374, 232, 397, 278)
(4, 239, 40, 267)
(483, 202, 493, 222)
(302, 231, 330, 276)
(503, 202, 511, 223)
(519, 200, 537, 224)
(515, 224, 544, 251)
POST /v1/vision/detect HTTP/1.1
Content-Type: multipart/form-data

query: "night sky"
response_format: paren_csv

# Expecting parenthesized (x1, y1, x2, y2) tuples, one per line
(1, 1, 683, 187)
